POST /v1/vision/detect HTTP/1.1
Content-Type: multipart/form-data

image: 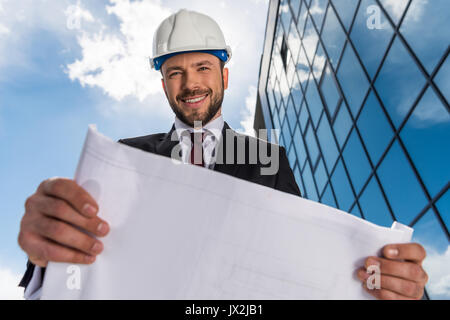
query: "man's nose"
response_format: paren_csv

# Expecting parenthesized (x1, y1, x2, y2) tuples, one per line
(182, 70, 201, 91)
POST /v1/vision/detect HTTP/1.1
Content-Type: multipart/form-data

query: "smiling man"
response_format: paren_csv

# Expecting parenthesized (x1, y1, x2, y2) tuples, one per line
(17, 9, 428, 300)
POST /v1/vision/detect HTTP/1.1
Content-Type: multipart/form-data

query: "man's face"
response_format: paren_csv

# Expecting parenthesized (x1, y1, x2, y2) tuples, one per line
(161, 52, 229, 128)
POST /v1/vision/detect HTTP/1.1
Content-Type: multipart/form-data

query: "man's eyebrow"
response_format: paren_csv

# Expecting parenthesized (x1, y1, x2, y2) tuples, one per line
(192, 60, 214, 67)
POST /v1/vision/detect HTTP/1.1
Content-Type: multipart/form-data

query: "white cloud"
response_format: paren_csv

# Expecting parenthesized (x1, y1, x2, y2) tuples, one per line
(381, 0, 428, 23)
(66, 0, 172, 102)
(238, 85, 257, 137)
(0, 24, 9, 35)
(0, 267, 24, 300)
(423, 245, 450, 299)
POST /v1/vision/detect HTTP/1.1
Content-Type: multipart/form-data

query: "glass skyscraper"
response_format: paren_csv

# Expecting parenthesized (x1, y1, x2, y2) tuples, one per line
(254, 0, 449, 299)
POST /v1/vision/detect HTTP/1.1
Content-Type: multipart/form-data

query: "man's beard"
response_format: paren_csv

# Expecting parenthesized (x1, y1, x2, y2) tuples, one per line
(168, 84, 224, 128)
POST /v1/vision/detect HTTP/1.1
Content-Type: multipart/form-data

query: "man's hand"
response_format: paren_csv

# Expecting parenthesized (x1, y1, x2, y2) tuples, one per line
(18, 177, 110, 267)
(357, 243, 428, 300)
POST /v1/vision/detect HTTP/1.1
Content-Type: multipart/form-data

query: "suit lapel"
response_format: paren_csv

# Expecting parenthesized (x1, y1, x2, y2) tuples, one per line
(155, 124, 180, 159)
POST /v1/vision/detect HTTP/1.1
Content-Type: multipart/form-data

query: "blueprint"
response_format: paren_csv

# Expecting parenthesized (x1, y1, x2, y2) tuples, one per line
(41, 125, 413, 299)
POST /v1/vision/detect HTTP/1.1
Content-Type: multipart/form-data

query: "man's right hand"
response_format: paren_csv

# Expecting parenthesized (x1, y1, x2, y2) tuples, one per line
(18, 177, 110, 268)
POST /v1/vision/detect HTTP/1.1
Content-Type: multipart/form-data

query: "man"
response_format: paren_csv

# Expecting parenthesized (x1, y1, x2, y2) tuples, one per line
(17, 9, 428, 300)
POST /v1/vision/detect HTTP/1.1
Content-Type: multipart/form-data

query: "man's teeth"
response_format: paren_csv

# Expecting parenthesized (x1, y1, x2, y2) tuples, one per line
(184, 95, 207, 103)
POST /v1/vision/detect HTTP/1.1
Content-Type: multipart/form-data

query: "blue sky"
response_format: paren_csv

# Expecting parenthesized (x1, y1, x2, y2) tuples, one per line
(0, 0, 269, 298)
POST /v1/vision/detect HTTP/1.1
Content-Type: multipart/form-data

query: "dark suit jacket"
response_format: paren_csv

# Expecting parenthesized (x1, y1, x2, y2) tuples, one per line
(19, 121, 301, 290)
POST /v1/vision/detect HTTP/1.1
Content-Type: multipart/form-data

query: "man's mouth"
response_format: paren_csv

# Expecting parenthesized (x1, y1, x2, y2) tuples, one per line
(180, 94, 208, 107)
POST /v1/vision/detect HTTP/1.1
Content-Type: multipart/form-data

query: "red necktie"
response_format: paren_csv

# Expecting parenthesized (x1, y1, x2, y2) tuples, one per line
(190, 132, 205, 166)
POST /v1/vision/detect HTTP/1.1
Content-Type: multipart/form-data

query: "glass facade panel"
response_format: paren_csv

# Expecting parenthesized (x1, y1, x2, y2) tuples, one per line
(435, 191, 450, 231)
(434, 56, 449, 105)
(297, 45, 311, 86)
(321, 4, 346, 70)
(303, 160, 319, 201)
(303, 15, 319, 63)
(308, 0, 328, 30)
(312, 42, 326, 82)
(321, 182, 336, 208)
(320, 64, 340, 117)
(291, 74, 303, 114)
(331, 159, 354, 211)
(377, 141, 428, 224)
(400, 0, 450, 73)
(293, 123, 308, 167)
(337, 44, 369, 117)
(342, 128, 371, 194)
(375, 37, 426, 128)
(358, 176, 393, 227)
(314, 157, 328, 195)
(330, 0, 358, 31)
(299, 101, 309, 133)
(351, 0, 394, 78)
(304, 77, 323, 127)
(379, 0, 408, 25)
(305, 122, 319, 164)
(317, 113, 339, 172)
(357, 91, 393, 165)
(333, 102, 352, 149)
(400, 87, 450, 198)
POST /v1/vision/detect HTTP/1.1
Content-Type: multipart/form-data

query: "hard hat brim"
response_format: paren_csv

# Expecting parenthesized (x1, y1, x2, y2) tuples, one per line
(150, 47, 232, 70)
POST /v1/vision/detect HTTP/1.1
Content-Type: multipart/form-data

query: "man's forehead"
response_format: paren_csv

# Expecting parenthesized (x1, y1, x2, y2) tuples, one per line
(163, 52, 220, 69)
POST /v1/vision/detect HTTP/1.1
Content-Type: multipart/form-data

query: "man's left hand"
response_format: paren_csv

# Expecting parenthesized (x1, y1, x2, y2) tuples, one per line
(357, 243, 428, 300)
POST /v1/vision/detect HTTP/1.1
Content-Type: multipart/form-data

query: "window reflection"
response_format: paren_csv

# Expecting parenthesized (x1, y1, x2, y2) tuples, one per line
(321, 4, 347, 70)
(400, 87, 450, 197)
(357, 91, 393, 165)
(337, 44, 369, 117)
(399, 0, 449, 73)
(331, 159, 355, 211)
(359, 176, 393, 227)
(375, 37, 426, 128)
(351, 0, 394, 78)
(342, 128, 371, 194)
(377, 140, 428, 224)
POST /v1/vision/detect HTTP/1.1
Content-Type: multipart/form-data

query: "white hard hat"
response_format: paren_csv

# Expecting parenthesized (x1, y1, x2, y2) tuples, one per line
(150, 9, 232, 70)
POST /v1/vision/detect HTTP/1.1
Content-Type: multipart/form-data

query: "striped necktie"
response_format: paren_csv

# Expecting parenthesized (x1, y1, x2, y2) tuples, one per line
(190, 131, 205, 167)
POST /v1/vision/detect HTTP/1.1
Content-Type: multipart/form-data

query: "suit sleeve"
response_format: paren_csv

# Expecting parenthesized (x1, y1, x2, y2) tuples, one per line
(274, 146, 302, 197)
(18, 260, 36, 288)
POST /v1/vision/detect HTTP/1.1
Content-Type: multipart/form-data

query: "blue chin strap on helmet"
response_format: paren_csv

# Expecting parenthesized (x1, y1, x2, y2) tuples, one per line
(153, 49, 228, 71)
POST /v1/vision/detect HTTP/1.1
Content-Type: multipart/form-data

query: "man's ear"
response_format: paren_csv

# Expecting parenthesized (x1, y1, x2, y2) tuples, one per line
(223, 67, 229, 90)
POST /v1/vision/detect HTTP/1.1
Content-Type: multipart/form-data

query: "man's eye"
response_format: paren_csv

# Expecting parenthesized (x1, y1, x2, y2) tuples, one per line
(199, 67, 209, 71)
(169, 72, 181, 77)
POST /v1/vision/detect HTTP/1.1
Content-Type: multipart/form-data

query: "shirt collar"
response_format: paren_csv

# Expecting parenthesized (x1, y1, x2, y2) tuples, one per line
(174, 115, 224, 142)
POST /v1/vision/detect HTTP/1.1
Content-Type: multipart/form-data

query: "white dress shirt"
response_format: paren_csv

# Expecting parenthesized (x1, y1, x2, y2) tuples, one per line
(174, 115, 224, 169)
(23, 115, 225, 299)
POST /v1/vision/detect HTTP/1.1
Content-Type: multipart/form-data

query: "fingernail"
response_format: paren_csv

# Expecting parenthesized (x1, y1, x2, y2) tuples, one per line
(85, 255, 96, 264)
(97, 222, 109, 235)
(368, 258, 380, 267)
(360, 270, 370, 280)
(388, 248, 399, 257)
(83, 204, 97, 216)
(91, 242, 103, 254)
